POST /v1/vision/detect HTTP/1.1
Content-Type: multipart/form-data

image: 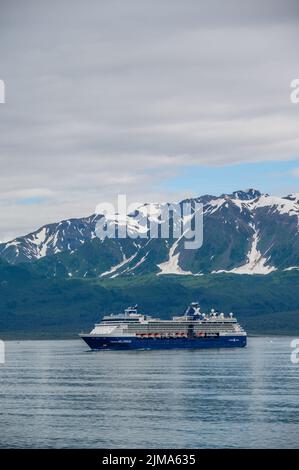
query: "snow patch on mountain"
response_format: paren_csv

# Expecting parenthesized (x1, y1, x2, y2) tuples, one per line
(214, 226, 276, 275)
(205, 195, 253, 215)
(254, 194, 299, 220)
(157, 237, 192, 275)
(100, 253, 138, 278)
(31, 227, 47, 246)
(205, 198, 226, 215)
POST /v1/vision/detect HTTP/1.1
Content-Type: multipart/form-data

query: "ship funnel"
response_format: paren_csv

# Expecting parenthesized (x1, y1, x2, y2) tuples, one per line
(184, 302, 201, 317)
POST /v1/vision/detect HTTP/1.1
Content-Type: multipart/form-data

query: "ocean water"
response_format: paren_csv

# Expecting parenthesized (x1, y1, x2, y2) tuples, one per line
(0, 337, 298, 449)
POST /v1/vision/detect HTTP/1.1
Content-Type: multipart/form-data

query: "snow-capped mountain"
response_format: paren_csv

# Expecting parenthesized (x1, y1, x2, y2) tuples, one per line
(0, 214, 103, 264)
(1, 188, 299, 277)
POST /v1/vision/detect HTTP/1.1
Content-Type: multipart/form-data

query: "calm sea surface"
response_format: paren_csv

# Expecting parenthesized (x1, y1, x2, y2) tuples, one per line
(0, 337, 298, 448)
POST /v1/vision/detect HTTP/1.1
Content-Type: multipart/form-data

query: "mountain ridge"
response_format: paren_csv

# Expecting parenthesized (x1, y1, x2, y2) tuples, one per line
(1, 188, 299, 278)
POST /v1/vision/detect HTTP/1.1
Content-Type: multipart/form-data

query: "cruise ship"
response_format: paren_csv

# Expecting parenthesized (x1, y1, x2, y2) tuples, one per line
(79, 303, 247, 350)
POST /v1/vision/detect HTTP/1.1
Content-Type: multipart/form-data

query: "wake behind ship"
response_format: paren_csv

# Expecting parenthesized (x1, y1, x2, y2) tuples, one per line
(79, 303, 247, 350)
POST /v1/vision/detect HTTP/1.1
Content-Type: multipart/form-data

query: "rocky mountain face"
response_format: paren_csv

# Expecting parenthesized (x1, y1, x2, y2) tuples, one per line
(1, 189, 299, 278)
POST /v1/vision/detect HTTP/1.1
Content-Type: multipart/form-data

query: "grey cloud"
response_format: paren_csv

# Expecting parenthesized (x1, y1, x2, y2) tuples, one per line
(0, 0, 299, 239)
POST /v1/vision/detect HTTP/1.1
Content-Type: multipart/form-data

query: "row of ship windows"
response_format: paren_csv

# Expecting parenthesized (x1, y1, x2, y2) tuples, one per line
(101, 320, 236, 325)
(125, 325, 238, 330)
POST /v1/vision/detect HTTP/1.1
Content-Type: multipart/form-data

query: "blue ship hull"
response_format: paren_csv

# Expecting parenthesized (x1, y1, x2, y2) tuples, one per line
(80, 334, 247, 350)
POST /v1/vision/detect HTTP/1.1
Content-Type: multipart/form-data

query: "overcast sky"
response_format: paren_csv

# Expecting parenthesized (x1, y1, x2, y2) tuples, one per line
(0, 0, 299, 240)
